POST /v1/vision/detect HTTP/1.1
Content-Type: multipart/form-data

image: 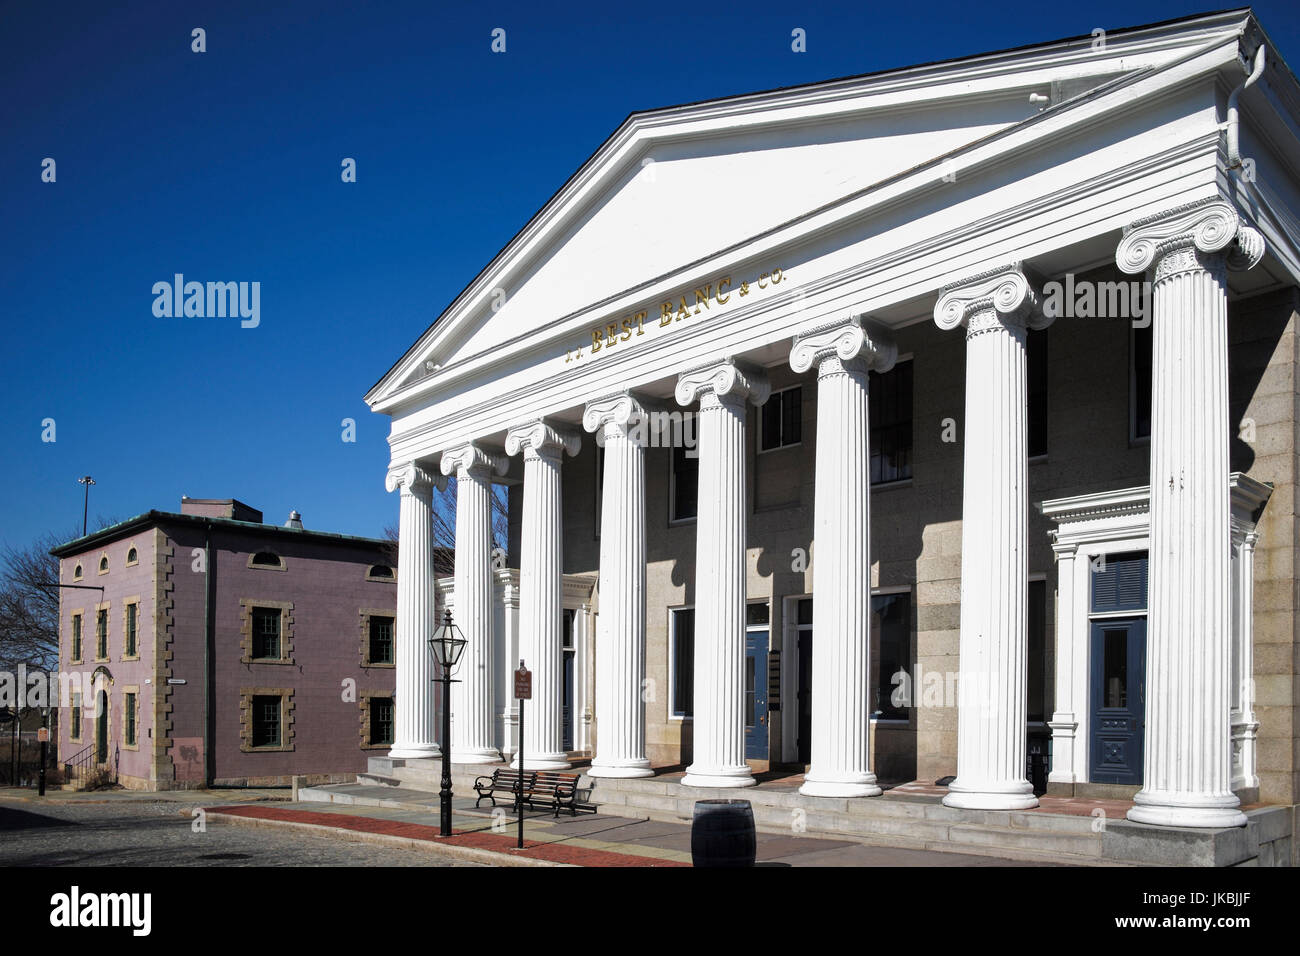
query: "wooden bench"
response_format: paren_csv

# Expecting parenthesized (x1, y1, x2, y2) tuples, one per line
(473, 768, 585, 817)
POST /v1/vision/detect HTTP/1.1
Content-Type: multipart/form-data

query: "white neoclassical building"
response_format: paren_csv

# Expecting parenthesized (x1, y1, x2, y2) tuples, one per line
(365, 10, 1300, 838)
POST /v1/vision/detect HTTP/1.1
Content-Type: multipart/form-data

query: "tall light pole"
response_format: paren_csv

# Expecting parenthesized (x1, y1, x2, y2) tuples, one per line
(78, 476, 95, 535)
(428, 609, 467, 837)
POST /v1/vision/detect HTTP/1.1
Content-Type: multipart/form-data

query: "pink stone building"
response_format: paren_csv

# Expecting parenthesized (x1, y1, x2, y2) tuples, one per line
(51, 498, 399, 789)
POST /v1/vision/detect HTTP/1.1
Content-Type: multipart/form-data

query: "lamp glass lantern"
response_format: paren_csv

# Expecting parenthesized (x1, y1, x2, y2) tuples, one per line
(429, 609, 467, 672)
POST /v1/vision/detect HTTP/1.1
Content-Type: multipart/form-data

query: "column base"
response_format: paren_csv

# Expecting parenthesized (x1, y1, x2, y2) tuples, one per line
(388, 743, 441, 760)
(449, 748, 501, 765)
(942, 779, 1038, 810)
(511, 752, 571, 771)
(800, 772, 881, 798)
(1126, 790, 1247, 828)
(588, 759, 654, 779)
(682, 764, 756, 789)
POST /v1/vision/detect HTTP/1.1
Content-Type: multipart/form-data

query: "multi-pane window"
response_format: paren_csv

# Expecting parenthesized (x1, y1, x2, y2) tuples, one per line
(369, 697, 395, 746)
(760, 386, 802, 451)
(251, 608, 282, 660)
(369, 616, 395, 665)
(125, 603, 138, 657)
(96, 609, 108, 659)
(671, 445, 699, 522)
(252, 695, 281, 747)
(1027, 328, 1048, 457)
(124, 692, 137, 747)
(870, 360, 913, 484)
(670, 608, 695, 718)
(1131, 322, 1153, 441)
(71, 614, 82, 662)
(871, 592, 912, 720)
(71, 694, 82, 739)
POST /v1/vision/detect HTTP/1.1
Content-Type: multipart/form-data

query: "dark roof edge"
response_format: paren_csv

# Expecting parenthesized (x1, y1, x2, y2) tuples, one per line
(49, 511, 393, 558)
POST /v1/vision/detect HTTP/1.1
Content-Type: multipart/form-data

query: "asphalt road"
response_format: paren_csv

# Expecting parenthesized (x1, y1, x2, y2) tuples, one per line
(0, 798, 477, 867)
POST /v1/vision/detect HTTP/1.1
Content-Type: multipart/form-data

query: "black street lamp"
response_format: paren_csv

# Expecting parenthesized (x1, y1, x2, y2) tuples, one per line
(429, 609, 467, 837)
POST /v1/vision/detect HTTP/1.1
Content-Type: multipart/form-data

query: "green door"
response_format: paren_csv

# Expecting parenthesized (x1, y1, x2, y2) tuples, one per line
(96, 690, 108, 763)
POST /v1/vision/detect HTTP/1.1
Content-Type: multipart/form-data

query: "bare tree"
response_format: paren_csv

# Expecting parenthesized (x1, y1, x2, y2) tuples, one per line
(381, 479, 510, 577)
(0, 530, 73, 672)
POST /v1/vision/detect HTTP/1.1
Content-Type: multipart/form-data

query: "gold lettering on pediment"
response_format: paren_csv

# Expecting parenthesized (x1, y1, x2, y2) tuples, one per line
(573, 268, 785, 363)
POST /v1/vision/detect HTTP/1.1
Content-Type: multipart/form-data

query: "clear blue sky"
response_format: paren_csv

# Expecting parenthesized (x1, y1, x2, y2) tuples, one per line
(2, 1, 1296, 550)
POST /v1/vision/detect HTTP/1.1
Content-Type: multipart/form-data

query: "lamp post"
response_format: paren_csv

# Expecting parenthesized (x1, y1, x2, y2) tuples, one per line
(78, 476, 95, 536)
(428, 608, 467, 837)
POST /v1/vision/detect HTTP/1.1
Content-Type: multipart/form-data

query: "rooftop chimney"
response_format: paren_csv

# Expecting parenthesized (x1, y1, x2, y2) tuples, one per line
(284, 510, 303, 530)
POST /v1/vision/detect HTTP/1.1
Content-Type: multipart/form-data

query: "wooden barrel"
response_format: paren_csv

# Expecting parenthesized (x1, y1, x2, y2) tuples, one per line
(690, 799, 756, 867)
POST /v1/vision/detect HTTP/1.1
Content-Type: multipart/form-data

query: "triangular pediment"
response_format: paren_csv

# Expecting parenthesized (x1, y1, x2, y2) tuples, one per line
(367, 10, 1254, 412)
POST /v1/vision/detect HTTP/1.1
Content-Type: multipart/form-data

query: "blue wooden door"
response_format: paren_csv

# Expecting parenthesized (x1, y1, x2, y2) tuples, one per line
(744, 631, 769, 759)
(1089, 618, 1146, 784)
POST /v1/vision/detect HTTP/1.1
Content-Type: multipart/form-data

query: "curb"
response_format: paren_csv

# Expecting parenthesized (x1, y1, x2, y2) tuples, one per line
(203, 809, 567, 867)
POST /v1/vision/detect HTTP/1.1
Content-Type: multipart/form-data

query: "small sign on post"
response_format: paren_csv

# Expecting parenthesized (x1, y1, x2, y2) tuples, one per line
(514, 660, 531, 850)
(36, 728, 49, 743)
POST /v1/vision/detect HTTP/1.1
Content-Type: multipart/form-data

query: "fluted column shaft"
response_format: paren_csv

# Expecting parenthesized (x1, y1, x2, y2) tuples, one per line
(1116, 198, 1264, 827)
(935, 264, 1049, 811)
(790, 319, 895, 797)
(441, 443, 507, 764)
(386, 463, 443, 759)
(677, 361, 769, 788)
(583, 394, 653, 778)
(506, 421, 579, 770)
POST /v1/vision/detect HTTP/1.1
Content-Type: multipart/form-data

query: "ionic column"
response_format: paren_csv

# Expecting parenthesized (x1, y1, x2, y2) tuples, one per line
(1116, 198, 1264, 827)
(789, 319, 896, 797)
(505, 420, 580, 770)
(582, 393, 654, 778)
(385, 461, 445, 760)
(440, 442, 508, 764)
(934, 262, 1051, 811)
(676, 360, 769, 789)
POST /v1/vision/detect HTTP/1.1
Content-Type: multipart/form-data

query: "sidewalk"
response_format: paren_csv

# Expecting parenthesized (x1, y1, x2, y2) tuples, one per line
(203, 792, 1059, 867)
(0, 786, 289, 805)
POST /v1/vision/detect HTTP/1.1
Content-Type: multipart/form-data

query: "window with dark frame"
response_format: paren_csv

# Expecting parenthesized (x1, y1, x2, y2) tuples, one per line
(124, 692, 137, 746)
(71, 694, 81, 739)
(1131, 321, 1152, 441)
(671, 445, 699, 521)
(1027, 579, 1048, 723)
(251, 695, 282, 747)
(251, 551, 282, 568)
(369, 615, 395, 665)
(251, 607, 282, 660)
(870, 360, 913, 484)
(96, 608, 108, 659)
(126, 603, 137, 657)
(671, 608, 695, 718)
(872, 592, 911, 720)
(72, 614, 82, 661)
(370, 697, 395, 746)
(760, 386, 802, 451)
(368, 565, 394, 579)
(1027, 328, 1048, 457)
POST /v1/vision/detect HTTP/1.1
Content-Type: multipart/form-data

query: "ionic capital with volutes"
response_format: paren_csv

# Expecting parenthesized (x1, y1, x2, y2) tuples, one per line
(933, 262, 1051, 338)
(1116, 197, 1265, 281)
(789, 316, 897, 377)
(675, 358, 771, 409)
(439, 443, 509, 479)
(504, 419, 581, 461)
(385, 461, 446, 494)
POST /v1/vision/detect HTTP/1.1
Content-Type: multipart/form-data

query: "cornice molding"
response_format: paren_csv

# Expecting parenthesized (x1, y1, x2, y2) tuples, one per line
(1116, 197, 1266, 275)
(504, 419, 581, 459)
(789, 316, 897, 375)
(439, 443, 509, 479)
(675, 359, 771, 408)
(384, 462, 445, 495)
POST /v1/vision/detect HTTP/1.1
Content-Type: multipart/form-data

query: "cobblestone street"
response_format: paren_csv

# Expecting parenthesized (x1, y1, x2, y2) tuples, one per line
(0, 795, 477, 867)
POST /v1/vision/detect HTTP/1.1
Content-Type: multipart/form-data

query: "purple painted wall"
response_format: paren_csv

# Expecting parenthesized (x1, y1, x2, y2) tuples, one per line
(58, 508, 396, 789)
